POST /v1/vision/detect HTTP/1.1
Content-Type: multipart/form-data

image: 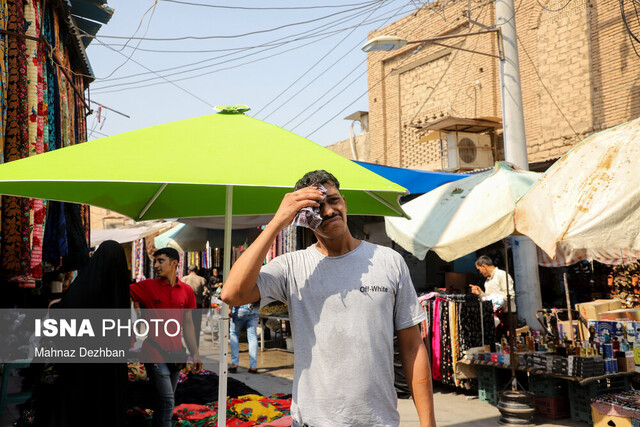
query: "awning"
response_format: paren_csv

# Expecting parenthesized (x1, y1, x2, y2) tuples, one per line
(90, 222, 174, 247)
(353, 161, 468, 195)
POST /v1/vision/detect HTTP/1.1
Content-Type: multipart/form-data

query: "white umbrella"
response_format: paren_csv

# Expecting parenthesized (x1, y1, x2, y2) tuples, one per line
(385, 161, 541, 261)
(515, 117, 640, 263)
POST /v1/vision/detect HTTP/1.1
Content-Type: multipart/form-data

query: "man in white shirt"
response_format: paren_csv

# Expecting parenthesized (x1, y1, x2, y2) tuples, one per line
(469, 255, 516, 335)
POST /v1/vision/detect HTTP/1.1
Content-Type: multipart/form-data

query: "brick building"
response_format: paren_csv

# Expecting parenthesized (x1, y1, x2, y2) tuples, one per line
(361, 0, 640, 170)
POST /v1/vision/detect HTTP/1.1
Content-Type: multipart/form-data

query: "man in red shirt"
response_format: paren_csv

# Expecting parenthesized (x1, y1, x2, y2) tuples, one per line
(130, 247, 202, 427)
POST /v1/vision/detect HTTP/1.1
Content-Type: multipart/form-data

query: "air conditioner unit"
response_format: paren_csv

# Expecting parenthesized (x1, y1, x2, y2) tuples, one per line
(445, 132, 494, 170)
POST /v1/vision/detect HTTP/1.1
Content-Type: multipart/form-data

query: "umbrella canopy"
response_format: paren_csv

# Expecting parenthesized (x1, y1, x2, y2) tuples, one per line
(515, 117, 640, 264)
(155, 223, 255, 252)
(385, 161, 541, 261)
(353, 160, 469, 194)
(0, 108, 408, 427)
(0, 110, 408, 220)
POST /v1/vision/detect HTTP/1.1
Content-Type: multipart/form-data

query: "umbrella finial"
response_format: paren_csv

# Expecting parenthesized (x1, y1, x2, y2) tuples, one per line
(215, 105, 251, 114)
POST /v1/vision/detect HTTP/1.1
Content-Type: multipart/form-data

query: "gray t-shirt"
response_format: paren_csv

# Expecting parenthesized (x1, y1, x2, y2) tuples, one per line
(257, 241, 426, 427)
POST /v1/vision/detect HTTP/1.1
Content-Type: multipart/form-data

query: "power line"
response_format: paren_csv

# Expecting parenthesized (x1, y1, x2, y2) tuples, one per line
(536, 0, 573, 12)
(409, 0, 491, 124)
(159, 0, 381, 10)
(90, 36, 216, 108)
(516, 33, 579, 137)
(91, 6, 404, 92)
(302, 2, 434, 138)
(99, 2, 158, 80)
(83, 2, 380, 42)
(303, 0, 488, 138)
(289, 62, 368, 131)
(91, 31, 345, 95)
(91, 2, 382, 84)
(256, 0, 388, 119)
(274, 0, 418, 129)
(620, 0, 640, 60)
(91, 3, 384, 59)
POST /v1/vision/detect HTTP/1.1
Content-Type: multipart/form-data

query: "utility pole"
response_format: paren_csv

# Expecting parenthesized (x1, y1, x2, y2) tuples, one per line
(496, 0, 543, 331)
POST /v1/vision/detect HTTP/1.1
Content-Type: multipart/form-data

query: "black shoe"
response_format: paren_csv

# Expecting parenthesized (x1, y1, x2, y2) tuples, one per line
(229, 366, 238, 373)
(248, 368, 258, 374)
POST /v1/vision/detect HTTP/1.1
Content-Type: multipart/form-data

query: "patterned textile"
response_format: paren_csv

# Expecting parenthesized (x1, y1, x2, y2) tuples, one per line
(133, 238, 145, 280)
(173, 403, 217, 422)
(459, 300, 495, 351)
(431, 298, 442, 381)
(2, 0, 29, 277)
(425, 294, 495, 387)
(42, 1, 58, 152)
(25, 0, 44, 278)
(127, 363, 147, 382)
(230, 395, 284, 423)
(450, 301, 460, 387)
(0, 0, 8, 239)
(439, 300, 454, 385)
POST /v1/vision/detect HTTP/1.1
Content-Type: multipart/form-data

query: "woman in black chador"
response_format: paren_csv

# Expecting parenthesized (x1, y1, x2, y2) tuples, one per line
(36, 240, 131, 426)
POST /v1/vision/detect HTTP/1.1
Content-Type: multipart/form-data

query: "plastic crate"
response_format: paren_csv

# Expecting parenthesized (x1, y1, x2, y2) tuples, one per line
(477, 366, 511, 406)
(570, 397, 592, 425)
(568, 376, 630, 425)
(529, 375, 567, 397)
(568, 376, 630, 400)
(532, 395, 570, 420)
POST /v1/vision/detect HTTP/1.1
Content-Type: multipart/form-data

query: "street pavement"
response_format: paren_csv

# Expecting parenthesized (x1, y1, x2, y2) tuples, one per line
(198, 331, 584, 426)
(0, 328, 586, 426)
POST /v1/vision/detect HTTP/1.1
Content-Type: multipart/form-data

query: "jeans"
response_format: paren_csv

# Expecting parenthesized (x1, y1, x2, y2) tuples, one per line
(192, 307, 203, 349)
(146, 363, 180, 427)
(230, 306, 259, 368)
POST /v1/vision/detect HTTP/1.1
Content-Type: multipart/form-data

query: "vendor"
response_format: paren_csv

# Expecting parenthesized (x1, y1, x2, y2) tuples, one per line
(469, 255, 516, 335)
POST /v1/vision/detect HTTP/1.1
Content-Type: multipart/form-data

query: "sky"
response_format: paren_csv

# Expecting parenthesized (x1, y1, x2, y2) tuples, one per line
(84, 0, 421, 147)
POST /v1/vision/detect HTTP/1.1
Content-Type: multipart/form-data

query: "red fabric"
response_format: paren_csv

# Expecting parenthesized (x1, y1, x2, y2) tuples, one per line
(173, 403, 217, 421)
(130, 278, 196, 354)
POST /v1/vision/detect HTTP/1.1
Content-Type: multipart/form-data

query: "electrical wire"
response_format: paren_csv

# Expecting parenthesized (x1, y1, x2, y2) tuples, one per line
(90, 2, 384, 54)
(159, 0, 382, 10)
(620, 0, 640, 59)
(303, 0, 489, 138)
(90, 2, 382, 84)
(276, 0, 418, 131)
(620, 0, 640, 43)
(288, 62, 368, 131)
(90, 30, 345, 94)
(91, 5, 405, 92)
(516, 33, 579, 137)
(536, 0, 573, 12)
(99, 1, 158, 80)
(302, 3, 436, 138)
(90, 36, 216, 108)
(408, 0, 491, 124)
(256, 0, 388, 119)
(303, 49, 416, 139)
(82, 2, 380, 42)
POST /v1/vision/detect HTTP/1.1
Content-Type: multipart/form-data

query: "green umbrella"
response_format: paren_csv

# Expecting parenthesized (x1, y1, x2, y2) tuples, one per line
(0, 109, 407, 220)
(0, 107, 408, 427)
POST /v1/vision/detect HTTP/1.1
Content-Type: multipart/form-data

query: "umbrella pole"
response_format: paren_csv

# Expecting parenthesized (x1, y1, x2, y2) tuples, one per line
(503, 238, 517, 388)
(563, 270, 575, 344)
(218, 186, 233, 427)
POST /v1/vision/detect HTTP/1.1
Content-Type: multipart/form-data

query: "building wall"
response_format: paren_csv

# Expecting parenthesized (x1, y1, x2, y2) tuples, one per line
(367, 0, 640, 168)
(90, 206, 134, 230)
(325, 133, 370, 162)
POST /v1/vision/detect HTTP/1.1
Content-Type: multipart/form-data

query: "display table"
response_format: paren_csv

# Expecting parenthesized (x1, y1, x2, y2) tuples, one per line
(461, 359, 637, 423)
(460, 358, 636, 385)
(259, 314, 290, 351)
